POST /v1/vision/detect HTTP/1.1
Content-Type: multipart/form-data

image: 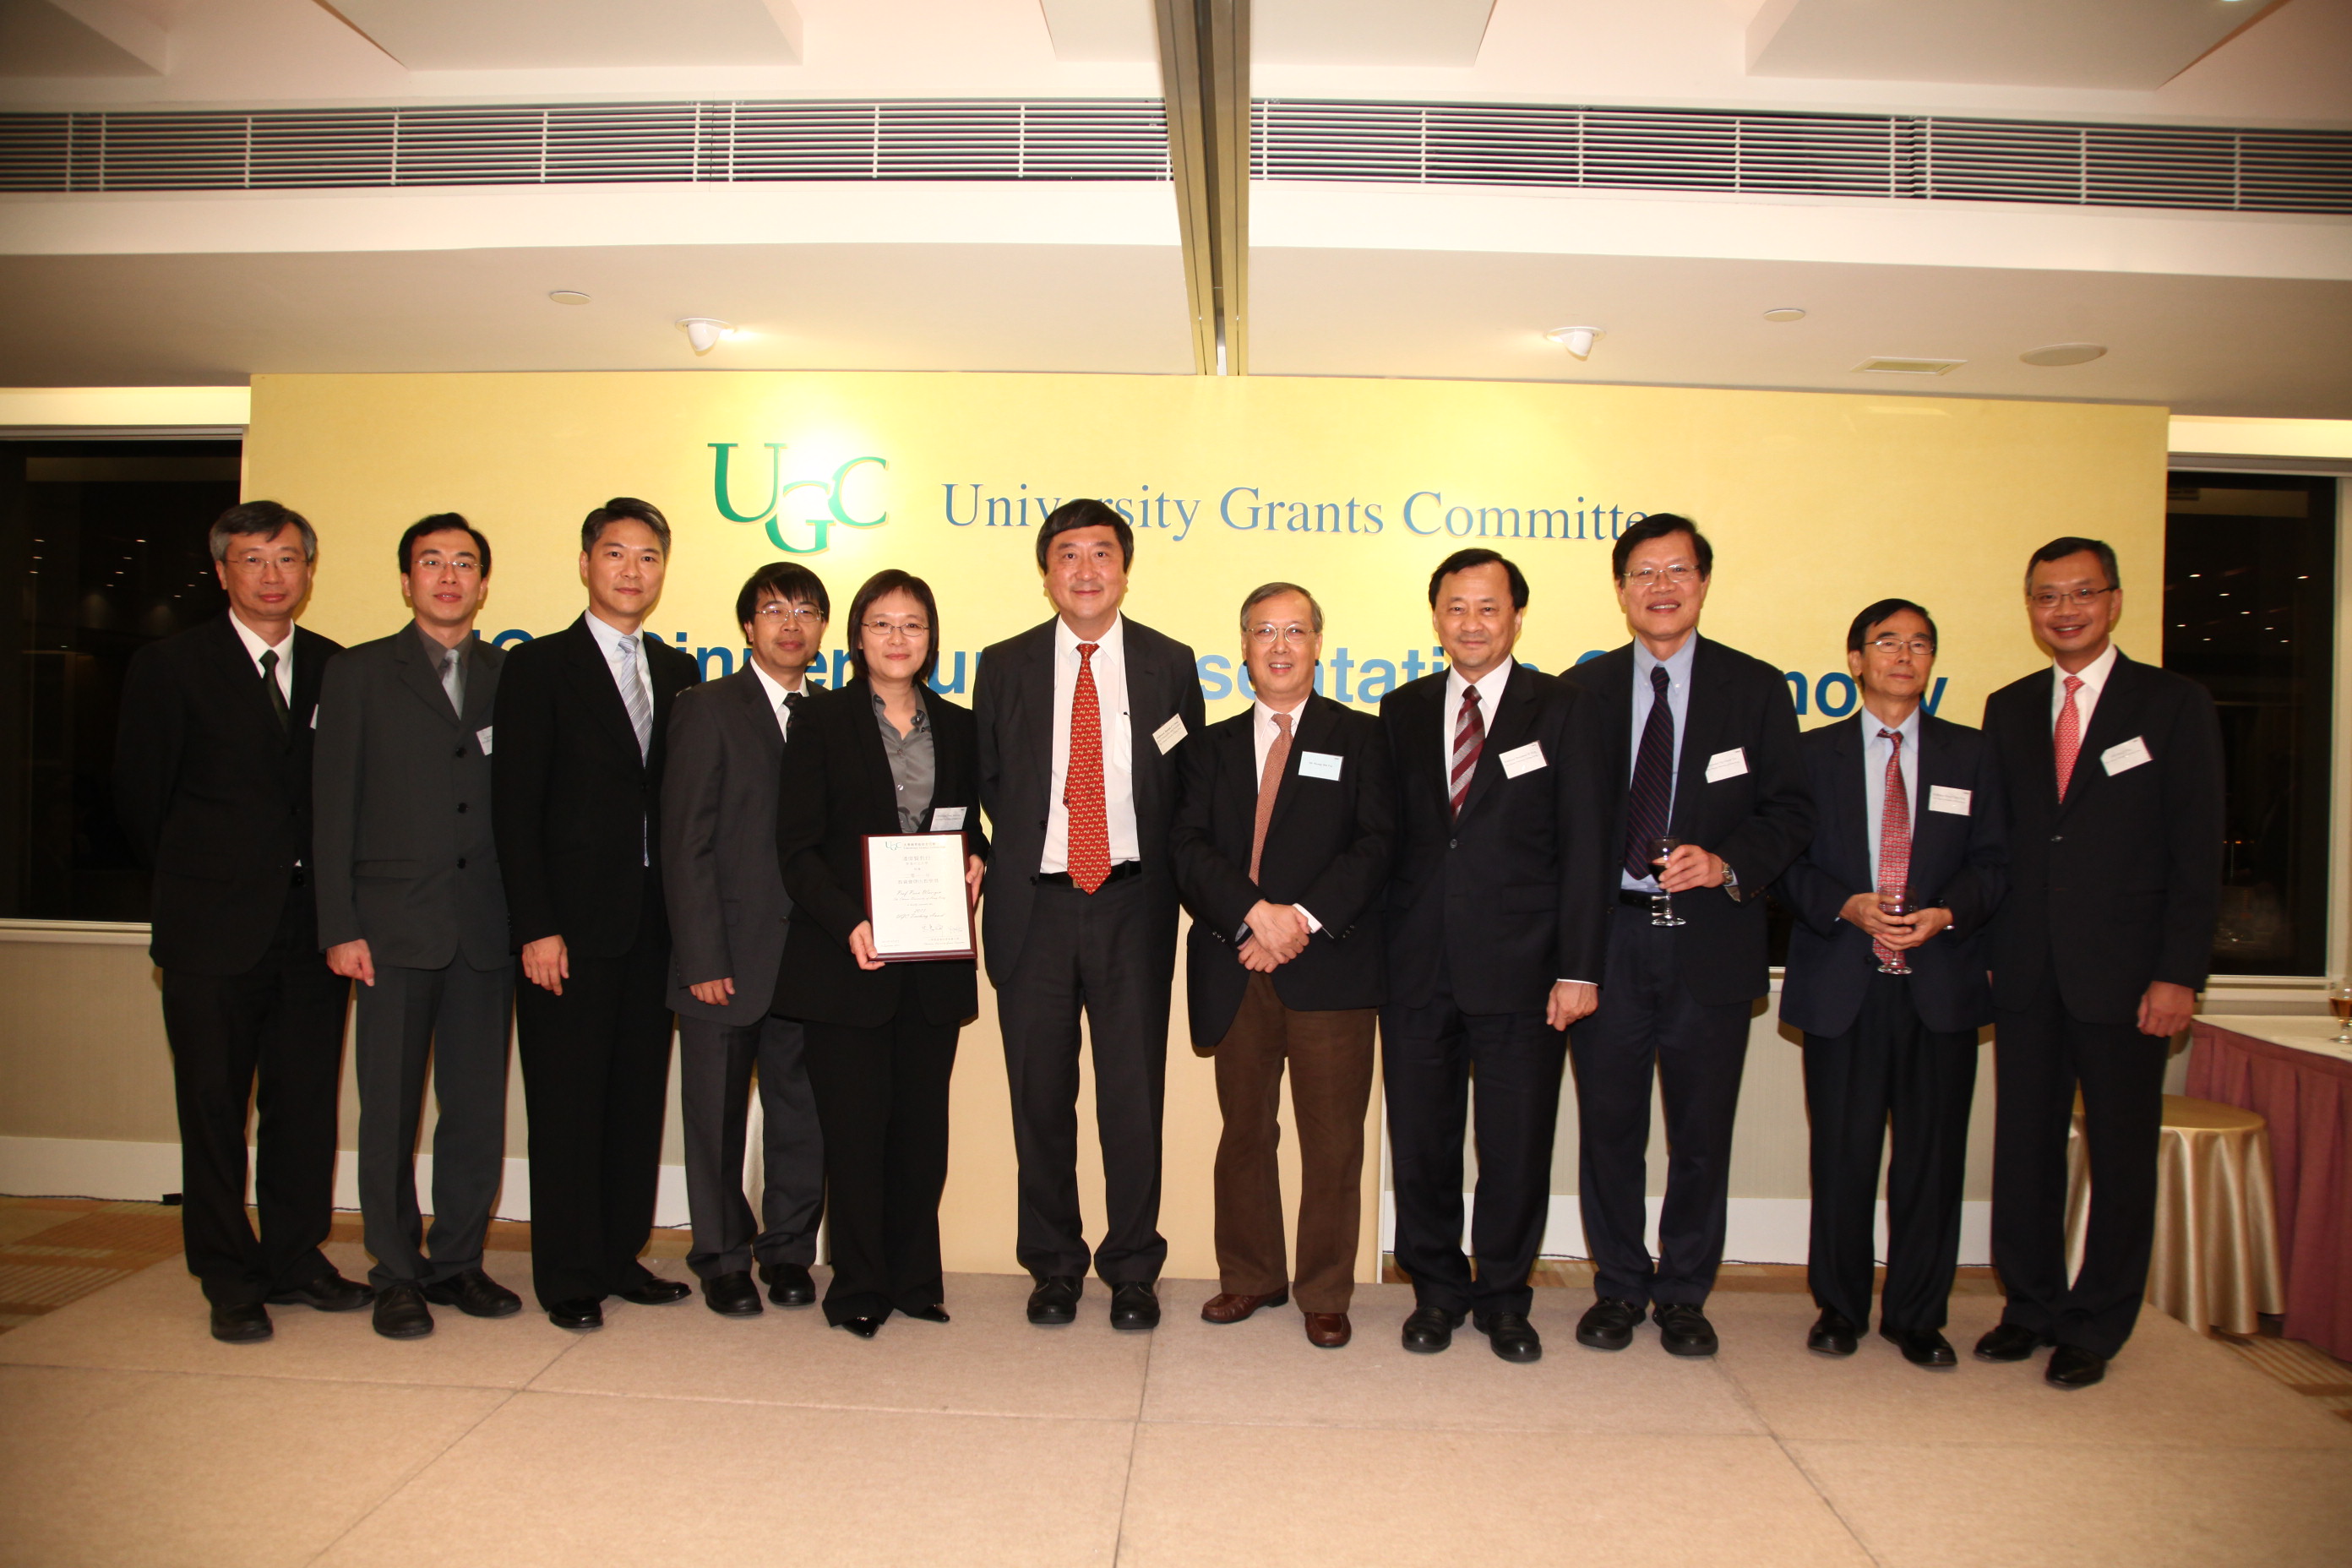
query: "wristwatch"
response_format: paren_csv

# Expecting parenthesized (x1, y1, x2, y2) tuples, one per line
(1720, 859, 1742, 903)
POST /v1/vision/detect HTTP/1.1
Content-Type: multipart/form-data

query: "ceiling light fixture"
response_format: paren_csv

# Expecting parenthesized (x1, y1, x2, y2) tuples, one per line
(1761, 307, 1807, 323)
(547, 290, 591, 306)
(677, 317, 732, 355)
(1854, 357, 1964, 376)
(1545, 325, 1603, 359)
(2020, 342, 2108, 368)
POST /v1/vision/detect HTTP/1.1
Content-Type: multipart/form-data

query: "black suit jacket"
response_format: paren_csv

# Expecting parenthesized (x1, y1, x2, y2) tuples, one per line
(492, 614, 699, 958)
(312, 626, 507, 972)
(662, 669, 801, 1021)
(1560, 635, 1814, 1007)
(770, 678, 988, 1030)
(1982, 651, 2224, 1024)
(1774, 711, 2006, 1037)
(973, 615, 1205, 987)
(1380, 665, 1609, 1015)
(1170, 693, 1395, 1048)
(115, 613, 343, 976)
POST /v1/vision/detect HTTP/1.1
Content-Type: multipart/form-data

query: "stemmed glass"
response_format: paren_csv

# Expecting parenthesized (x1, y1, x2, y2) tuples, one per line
(2329, 977, 2352, 1046)
(1876, 888, 1914, 976)
(1648, 836, 1686, 928)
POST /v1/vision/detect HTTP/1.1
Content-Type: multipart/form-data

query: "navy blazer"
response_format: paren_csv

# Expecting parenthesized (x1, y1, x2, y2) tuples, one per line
(1170, 692, 1395, 1048)
(1774, 710, 2007, 1037)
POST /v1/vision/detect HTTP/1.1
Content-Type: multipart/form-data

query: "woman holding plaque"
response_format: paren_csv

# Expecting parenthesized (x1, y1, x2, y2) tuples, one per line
(773, 569, 987, 1337)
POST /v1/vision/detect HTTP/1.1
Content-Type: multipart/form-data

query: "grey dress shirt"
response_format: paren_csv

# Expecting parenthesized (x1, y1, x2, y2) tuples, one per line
(874, 691, 936, 834)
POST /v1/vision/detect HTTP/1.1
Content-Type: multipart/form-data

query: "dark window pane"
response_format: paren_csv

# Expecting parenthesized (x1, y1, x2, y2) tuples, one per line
(2164, 472, 2337, 976)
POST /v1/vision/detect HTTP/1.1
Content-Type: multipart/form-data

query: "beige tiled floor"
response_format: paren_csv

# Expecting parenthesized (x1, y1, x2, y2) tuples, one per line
(3, 1247, 2348, 1568)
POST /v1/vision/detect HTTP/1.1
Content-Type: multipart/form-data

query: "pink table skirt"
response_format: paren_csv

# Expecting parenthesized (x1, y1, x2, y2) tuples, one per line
(2187, 1021, 2352, 1360)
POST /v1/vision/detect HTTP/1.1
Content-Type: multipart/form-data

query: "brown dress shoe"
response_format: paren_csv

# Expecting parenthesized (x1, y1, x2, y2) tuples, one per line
(1200, 1290, 1288, 1324)
(1303, 1311, 1352, 1348)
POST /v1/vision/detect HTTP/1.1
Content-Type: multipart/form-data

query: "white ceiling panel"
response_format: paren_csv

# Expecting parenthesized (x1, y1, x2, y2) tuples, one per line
(1747, 0, 2288, 91)
(1255, 0, 1496, 66)
(329, 0, 803, 70)
(0, 0, 165, 75)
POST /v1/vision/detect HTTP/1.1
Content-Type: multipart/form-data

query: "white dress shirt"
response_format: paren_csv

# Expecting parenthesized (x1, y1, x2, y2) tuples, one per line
(1250, 694, 1320, 932)
(227, 611, 293, 705)
(2050, 640, 2120, 736)
(1042, 614, 1139, 874)
(1861, 705, 1923, 894)
(749, 662, 811, 742)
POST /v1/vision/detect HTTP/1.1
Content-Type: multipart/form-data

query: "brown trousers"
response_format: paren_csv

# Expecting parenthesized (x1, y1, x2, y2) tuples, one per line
(1211, 972, 1378, 1313)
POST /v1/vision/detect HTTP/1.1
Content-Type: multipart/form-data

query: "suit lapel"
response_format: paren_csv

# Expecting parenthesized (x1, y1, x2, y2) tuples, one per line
(391, 625, 464, 730)
(1669, 638, 1731, 833)
(2059, 653, 2143, 822)
(732, 667, 787, 764)
(1459, 667, 1541, 822)
(1262, 694, 1331, 843)
(460, 637, 500, 733)
(208, 616, 290, 751)
(561, 616, 644, 766)
(847, 678, 903, 834)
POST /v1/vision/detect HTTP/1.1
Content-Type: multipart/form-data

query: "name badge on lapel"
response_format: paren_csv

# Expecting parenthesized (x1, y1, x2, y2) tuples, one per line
(1705, 747, 1748, 782)
(929, 806, 967, 831)
(476, 726, 493, 755)
(1297, 750, 1343, 781)
(1499, 741, 1547, 778)
(1152, 714, 1187, 754)
(2102, 736, 2152, 776)
(1928, 785, 1971, 815)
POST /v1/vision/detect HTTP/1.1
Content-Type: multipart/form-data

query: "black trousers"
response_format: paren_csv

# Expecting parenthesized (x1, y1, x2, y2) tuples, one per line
(1382, 975, 1566, 1320)
(801, 1008, 958, 1325)
(678, 1011, 825, 1279)
(514, 874, 675, 1307)
(354, 956, 514, 1289)
(1804, 970, 1979, 1333)
(1990, 975, 2168, 1359)
(997, 875, 1173, 1284)
(159, 885, 351, 1308)
(1568, 902, 1754, 1309)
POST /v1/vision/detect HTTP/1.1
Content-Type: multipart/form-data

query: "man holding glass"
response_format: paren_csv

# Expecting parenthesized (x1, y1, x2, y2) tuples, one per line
(1773, 600, 2006, 1369)
(1560, 514, 1811, 1358)
(1976, 537, 2223, 1389)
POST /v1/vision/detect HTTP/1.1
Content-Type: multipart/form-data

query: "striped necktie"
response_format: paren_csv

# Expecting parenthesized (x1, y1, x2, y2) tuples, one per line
(1450, 686, 1484, 819)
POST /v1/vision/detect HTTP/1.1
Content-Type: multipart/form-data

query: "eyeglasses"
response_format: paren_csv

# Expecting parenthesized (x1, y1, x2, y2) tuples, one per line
(2029, 586, 2115, 610)
(412, 555, 480, 575)
(1625, 564, 1699, 587)
(1246, 623, 1315, 646)
(754, 602, 825, 623)
(863, 618, 929, 640)
(225, 552, 304, 574)
(1865, 637, 1936, 656)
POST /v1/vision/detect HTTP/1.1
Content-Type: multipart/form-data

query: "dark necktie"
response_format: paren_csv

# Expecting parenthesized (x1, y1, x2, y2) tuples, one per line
(1623, 665, 1674, 879)
(783, 689, 804, 715)
(1449, 686, 1483, 819)
(258, 648, 289, 733)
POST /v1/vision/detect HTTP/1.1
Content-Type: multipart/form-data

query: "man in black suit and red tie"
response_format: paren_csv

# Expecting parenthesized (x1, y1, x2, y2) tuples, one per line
(1171, 582, 1396, 1349)
(1560, 513, 1813, 1359)
(114, 499, 371, 1342)
(1975, 537, 2224, 1388)
(493, 498, 700, 1329)
(974, 498, 1205, 1331)
(1380, 548, 1607, 1363)
(1775, 599, 2006, 1369)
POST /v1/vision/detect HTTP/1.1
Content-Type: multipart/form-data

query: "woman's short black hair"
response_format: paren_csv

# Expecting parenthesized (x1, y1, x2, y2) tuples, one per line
(846, 569, 941, 684)
(1426, 548, 1528, 608)
(735, 561, 830, 630)
(1610, 512, 1712, 580)
(1034, 498, 1134, 574)
(396, 513, 493, 580)
(1846, 597, 1938, 653)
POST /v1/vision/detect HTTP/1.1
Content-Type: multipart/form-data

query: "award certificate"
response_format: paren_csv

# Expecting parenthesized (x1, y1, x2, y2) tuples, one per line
(862, 832, 977, 961)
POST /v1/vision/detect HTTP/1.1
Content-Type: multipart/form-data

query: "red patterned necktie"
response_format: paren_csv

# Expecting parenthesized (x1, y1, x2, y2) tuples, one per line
(1874, 729, 1911, 972)
(2053, 674, 2085, 802)
(1065, 641, 1111, 893)
(1450, 685, 1484, 819)
(1249, 710, 1293, 882)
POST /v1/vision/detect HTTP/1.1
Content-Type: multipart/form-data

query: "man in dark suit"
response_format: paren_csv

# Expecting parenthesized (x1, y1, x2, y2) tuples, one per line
(315, 514, 519, 1339)
(1775, 599, 2006, 1369)
(1171, 582, 1395, 1349)
(115, 499, 370, 1342)
(1975, 536, 2224, 1388)
(1560, 513, 1813, 1358)
(661, 561, 830, 1317)
(974, 498, 1205, 1331)
(493, 498, 700, 1329)
(1380, 547, 1606, 1363)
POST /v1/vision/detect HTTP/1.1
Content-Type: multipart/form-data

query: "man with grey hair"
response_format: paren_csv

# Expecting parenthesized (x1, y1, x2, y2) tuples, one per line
(1170, 582, 1395, 1348)
(117, 499, 371, 1343)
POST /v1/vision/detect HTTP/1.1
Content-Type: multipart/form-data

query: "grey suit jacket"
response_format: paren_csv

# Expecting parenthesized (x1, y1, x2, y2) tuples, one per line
(662, 667, 798, 1022)
(313, 624, 506, 971)
(974, 614, 1204, 988)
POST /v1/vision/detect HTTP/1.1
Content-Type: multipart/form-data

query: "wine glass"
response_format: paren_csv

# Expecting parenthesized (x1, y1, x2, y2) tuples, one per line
(1648, 836, 1686, 928)
(2329, 977, 2352, 1045)
(1876, 888, 1914, 976)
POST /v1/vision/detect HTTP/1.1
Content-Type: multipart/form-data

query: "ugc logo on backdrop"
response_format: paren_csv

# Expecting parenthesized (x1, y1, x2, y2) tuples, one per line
(709, 444, 890, 554)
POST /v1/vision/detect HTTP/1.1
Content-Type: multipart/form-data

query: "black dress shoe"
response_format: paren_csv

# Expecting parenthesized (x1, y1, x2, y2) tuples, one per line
(420, 1269, 522, 1319)
(547, 1297, 605, 1331)
(1401, 1304, 1464, 1353)
(1576, 1297, 1642, 1352)
(760, 1260, 817, 1308)
(836, 1315, 882, 1338)
(372, 1284, 433, 1340)
(1653, 1302, 1719, 1358)
(702, 1271, 764, 1317)
(1807, 1308, 1859, 1357)
(267, 1272, 373, 1312)
(1473, 1312, 1544, 1363)
(1974, 1322, 2050, 1363)
(901, 1304, 950, 1323)
(618, 1276, 692, 1306)
(209, 1302, 273, 1343)
(1882, 1325, 1958, 1369)
(1108, 1282, 1161, 1331)
(1027, 1275, 1082, 1326)
(2045, 1343, 2108, 1389)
